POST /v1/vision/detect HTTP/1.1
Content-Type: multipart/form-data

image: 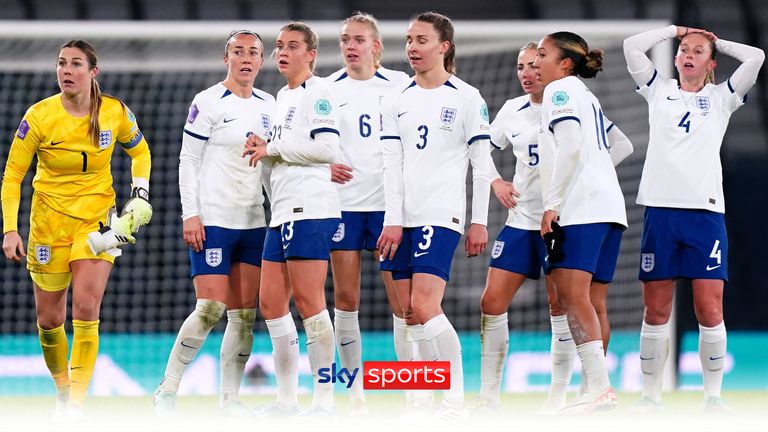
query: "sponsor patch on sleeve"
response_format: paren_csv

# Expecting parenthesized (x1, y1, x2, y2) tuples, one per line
(552, 91, 569, 106)
(16, 119, 30, 140)
(314, 99, 332, 115)
(187, 104, 200, 124)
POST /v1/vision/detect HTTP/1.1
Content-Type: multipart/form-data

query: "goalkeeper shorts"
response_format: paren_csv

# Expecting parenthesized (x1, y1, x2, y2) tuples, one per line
(27, 194, 115, 275)
(189, 226, 267, 277)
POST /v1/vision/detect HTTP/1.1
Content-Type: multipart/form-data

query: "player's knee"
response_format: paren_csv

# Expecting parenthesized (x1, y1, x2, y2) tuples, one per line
(694, 303, 723, 328)
(480, 293, 505, 315)
(37, 313, 66, 330)
(643, 305, 672, 325)
(334, 291, 359, 311)
(194, 299, 226, 330)
(71, 296, 102, 320)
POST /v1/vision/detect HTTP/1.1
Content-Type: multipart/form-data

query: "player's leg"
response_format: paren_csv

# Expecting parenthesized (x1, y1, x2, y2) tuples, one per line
(692, 279, 728, 410)
(68, 259, 112, 413)
(541, 275, 576, 414)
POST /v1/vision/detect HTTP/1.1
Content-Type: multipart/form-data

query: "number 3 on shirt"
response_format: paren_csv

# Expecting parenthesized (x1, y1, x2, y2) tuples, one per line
(416, 125, 428, 149)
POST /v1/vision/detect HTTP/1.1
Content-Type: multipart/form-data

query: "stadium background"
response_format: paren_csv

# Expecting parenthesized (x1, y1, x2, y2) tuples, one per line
(0, 0, 766, 398)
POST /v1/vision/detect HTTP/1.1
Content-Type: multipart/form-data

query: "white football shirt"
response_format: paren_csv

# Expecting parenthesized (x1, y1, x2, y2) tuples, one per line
(539, 75, 627, 227)
(180, 82, 275, 229)
(381, 76, 495, 234)
(326, 67, 411, 211)
(490, 95, 544, 230)
(636, 76, 743, 213)
(266, 76, 342, 227)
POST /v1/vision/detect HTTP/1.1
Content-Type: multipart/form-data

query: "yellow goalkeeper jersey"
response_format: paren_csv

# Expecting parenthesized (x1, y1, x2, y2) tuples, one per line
(2, 94, 151, 232)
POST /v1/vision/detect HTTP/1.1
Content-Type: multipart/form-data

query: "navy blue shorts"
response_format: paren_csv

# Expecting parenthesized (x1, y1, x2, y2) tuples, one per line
(489, 226, 547, 280)
(330, 211, 385, 251)
(639, 207, 728, 281)
(546, 222, 624, 284)
(262, 218, 341, 263)
(379, 225, 461, 282)
(189, 226, 266, 277)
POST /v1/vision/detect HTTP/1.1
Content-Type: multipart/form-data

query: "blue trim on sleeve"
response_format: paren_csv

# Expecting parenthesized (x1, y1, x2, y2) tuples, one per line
(120, 130, 144, 149)
(252, 90, 265, 100)
(335, 72, 348, 82)
(727, 78, 735, 93)
(444, 80, 458, 89)
(184, 129, 209, 141)
(646, 69, 658, 87)
(221, 89, 232, 99)
(374, 71, 390, 81)
(517, 101, 531, 112)
(606, 122, 615, 132)
(468, 134, 491, 145)
(403, 81, 417, 92)
(310, 127, 340, 139)
(380, 136, 401, 140)
(548, 116, 581, 132)
(490, 140, 501, 150)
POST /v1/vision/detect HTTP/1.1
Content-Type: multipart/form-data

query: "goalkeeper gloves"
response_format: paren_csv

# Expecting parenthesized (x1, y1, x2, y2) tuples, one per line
(87, 209, 135, 257)
(121, 186, 153, 233)
(543, 221, 565, 264)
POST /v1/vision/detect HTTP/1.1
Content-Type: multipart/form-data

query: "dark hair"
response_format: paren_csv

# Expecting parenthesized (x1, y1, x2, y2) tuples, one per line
(59, 40, 123, 147)
(343, 11, 383, 68)
(410, 11, 456, 74)
(679, 33, 717, 84)
(279, 22, 318, 71)
(224, 30, 264, 58)
(546, 32, 603, 79)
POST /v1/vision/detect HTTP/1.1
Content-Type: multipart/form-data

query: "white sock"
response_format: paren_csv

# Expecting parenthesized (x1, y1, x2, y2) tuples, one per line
(424, 314, 464, 409)
(549, 314, 576, 402)
(159, 299, 226, 392)
(640, 320, 669, 402)
(699, 321, 727, 399)
(407, 323, 434, 409)
(219, 308, 256, 404)
(576, 340, 609, 395)
(479, 313, 508, 405)
(304, 309, 336, 410)
(393, 315, 408, 361)
(266, 313, 299, 408)
(334, 308, 365, 404)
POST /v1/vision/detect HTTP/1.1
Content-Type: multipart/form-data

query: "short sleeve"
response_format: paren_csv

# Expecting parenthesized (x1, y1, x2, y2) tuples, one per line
(307, 82, 340, 139)
(465, 90, 491, 145)
(183, 94, 215, 142)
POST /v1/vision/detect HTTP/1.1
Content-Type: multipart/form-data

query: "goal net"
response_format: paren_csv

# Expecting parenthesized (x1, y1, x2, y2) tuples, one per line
(0, 19, 672, 395)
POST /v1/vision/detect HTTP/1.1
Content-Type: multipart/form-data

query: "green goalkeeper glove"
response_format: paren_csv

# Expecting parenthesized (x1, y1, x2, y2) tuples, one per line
(87, 210, 135, 257)
(121, 186, 153, 233)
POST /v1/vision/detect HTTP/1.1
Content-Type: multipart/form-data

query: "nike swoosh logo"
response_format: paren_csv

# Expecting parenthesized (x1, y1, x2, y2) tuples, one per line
(397, 111, 409, 118)
(340, 340, 356, 347)
(414, 251, 429, 257)
(511, 132, 521, 138)
(557, 337, 573, 342)
(640, 356, 654, 360)
(666, 96, 680, 101)
(706, 265, 721, 271)
(709, 356, 724, 361)
(223, 118, 236, 123)
(70, 366, 83, 370)
(283, 242, 290, 250)
(180, 341, 197, 349)
(339, 103, 349, 107)
(50, 140, 65, 146)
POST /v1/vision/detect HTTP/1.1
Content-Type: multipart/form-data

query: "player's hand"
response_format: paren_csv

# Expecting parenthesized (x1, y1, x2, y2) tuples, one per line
(491, 178, 520, 209)
(121, 187, 153, 233)
(2, 231, 26, 263)
(330, 164, 353, 184)
(243, 134, 269, 167)
(377, 225, 403, 261)
(541, 210, 559, 237)
(465, 223, 488, 257)
(676, 26, 707, 39)
(183, 216, 206, 253)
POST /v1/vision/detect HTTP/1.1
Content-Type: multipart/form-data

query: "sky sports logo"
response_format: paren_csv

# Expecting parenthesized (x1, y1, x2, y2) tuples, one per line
(317, 361, 450, 390)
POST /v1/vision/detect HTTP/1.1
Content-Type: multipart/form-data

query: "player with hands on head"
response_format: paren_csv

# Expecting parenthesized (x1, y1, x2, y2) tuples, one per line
(623, 24, 764, 412)
(152, 30, 275, 417)
(534, 31, 629, 414)
(1, 39, 151, 420)
(377, 11, 503, 420)
(245, 22, 343, 418)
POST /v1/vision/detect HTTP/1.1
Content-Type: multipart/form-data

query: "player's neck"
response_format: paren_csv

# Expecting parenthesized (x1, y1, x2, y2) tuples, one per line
(679, 77, 706, 93)
(287, 70, 314, 89)
(60, 92, 90, 117)
(529, 92, 543, 104)
(221, 78, 253, 98)
(414, 68, 451, 89)
(346, 65, 376, 81)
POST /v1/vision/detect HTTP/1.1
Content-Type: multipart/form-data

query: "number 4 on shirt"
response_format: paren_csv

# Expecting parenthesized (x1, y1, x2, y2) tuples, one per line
(678, 111, 691, 133)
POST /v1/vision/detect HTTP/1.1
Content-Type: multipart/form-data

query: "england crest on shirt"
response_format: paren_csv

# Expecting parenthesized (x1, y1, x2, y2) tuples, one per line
(491, 241, 505, 259)
(205, 248, 222, 267)
(261, 114, 271, 131)
(99, 130, 112, 149)
(285, 107, 296, 125)
(641, 253, 655, 272)
(695, 96, 710, 112)
(332, 223, 345, 242)
(36, 245, 51, 265)
(441, 107, 457, 126)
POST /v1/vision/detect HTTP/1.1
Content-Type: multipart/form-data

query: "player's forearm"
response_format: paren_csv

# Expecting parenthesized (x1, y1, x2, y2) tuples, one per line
(624, 25, 675, 86)
(382, 138, 404, 226)
(469, 140, 502, 183)
(267, 131, 341, 164)
(125, 138, 152, 181)
(470, 177, 491, 226)
(607, 125, 634, 166)
(717, 39, 765, 97)
(1, 185, 21, 233)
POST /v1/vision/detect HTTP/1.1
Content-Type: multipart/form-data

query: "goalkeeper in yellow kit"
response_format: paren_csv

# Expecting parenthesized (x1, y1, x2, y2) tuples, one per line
(1, 40, 152, 420)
